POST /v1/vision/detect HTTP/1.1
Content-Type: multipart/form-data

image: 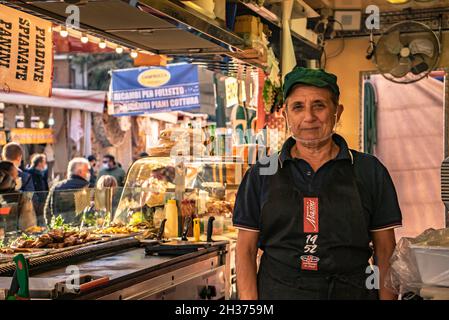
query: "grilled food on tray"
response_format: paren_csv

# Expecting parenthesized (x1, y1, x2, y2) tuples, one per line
(93, 218, 156, 234)
(131, 220, 154, 230)
(0, 247, 37, 255)
(12, 230, 102, 249)
(25, 226, 46, 234)
(92, 222, 140, 235)
(135, 229, 158, 240)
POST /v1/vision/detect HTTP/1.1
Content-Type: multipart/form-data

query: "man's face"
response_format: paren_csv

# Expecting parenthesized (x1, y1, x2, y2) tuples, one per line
(38, 159, 47, 171)
(90, 160, 96, 169)
(102, 158, 111, 169)
(284, 85, 343, 145)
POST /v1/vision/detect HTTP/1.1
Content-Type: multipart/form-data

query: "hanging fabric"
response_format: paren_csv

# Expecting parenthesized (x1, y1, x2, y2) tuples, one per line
(231, 104, 256, 144)
(363, 80, 377, 154)
(69, 109, 84, 152)
(83, 112, 92, 157)
(281, 0, 296, 81)
(44, 144, 55, 163)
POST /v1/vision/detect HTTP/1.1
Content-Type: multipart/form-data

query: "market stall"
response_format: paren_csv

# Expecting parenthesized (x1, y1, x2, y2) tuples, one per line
(5, 0, 449, 302)
(0, 0, 290, 300)
(0, 88, 106, 179)
(0, 124, 242, 299)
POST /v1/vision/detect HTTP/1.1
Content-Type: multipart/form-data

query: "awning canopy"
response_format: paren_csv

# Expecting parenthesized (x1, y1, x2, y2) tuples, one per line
(0, 88, 106, 113)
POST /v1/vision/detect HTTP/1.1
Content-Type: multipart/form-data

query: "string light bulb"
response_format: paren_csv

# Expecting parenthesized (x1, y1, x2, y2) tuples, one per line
(60, 26, 68, 37)
(80, 33, 89, 44)
(98, 39, 107, 49)
(130, 51, 138, 58)
(116, 46, 124, 54)
(48, 112, 55, 126)
(386, 0, 410, 3)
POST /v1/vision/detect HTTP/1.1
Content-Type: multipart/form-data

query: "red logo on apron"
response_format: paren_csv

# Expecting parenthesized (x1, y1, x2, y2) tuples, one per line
(303, 197, 319, 233)
(300, 255, 320, 271)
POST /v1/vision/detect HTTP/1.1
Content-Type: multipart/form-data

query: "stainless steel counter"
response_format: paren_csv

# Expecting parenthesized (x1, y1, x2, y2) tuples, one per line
(0, 241, 230, 300)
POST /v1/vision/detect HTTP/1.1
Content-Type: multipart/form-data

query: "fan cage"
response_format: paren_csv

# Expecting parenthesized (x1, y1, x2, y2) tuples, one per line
(374, 20, 441, 84)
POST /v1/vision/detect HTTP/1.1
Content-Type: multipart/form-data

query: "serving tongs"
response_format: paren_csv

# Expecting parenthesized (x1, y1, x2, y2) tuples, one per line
(145, 216, 225, 256)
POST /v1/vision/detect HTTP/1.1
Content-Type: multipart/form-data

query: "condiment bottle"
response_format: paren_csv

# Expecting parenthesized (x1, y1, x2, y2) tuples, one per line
(193, 217, 200, 242)
(164, 199, 178, 238)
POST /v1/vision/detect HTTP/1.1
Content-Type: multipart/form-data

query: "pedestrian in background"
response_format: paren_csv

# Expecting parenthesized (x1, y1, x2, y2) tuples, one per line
(26, 153, 49, 193)
(0, 161, 19, 192)
(44, 157, 91, 225)
(0, 160, 36, 229)
(87, 155, 97, 188)
(98, 154, 126, 187)
(96, 175, 118, 189)
(25, 154, 49, 226)
(2, 142, 34, 192)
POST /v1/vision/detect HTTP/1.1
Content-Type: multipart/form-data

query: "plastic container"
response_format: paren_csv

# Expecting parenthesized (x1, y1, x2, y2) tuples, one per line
(410, 245, 449, 287)
(164, 199, 178, 238)
(223, 216, 235, 233)
(198, 190, 208, 214)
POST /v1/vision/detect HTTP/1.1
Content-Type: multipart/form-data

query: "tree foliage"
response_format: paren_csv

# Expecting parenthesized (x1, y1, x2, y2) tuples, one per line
(71, 53, 134, 90)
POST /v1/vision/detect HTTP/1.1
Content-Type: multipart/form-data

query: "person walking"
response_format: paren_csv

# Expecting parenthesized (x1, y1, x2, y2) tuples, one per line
(2, 142, 34, 192)
(98, 154, 126, 186)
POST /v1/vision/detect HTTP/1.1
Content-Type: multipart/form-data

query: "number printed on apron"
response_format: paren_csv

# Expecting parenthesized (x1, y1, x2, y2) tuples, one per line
(301, 197, 319, 271)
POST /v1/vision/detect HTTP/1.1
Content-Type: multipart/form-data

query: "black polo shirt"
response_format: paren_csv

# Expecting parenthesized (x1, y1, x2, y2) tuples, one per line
(233, 134, 402, 232)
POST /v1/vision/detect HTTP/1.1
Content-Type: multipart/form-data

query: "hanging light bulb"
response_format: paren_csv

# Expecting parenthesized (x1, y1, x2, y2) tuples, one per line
(60, 26, 69, 37)
(80, 33, 89, 44)
(115, 46, 124, 54)
(99, 39, 107, 49)
(130, 50, 138, 58)
(48, 111, 55, 127)
(386, 0, 410, 4)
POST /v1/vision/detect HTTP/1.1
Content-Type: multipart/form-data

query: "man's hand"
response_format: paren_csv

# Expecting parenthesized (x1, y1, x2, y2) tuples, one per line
(371, 229, 398, 300)
(236, 229, 259, 300)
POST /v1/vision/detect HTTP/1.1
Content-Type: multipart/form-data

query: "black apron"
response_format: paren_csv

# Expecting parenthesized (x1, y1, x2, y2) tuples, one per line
(257, 155, 379, 300)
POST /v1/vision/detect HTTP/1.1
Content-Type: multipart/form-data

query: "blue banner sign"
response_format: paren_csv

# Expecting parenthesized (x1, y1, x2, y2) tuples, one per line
(110, 64, 200, 116)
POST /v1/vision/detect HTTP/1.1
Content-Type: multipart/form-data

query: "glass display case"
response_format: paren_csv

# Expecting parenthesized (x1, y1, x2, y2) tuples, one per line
(0, 155, 245, 262)
(0, 186, 144, 262)
(116, 156, 244, 237)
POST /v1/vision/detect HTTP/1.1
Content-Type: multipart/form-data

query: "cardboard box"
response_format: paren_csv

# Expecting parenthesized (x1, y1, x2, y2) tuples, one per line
(133, 54, 168, 67)
(234, 15, 263, 37)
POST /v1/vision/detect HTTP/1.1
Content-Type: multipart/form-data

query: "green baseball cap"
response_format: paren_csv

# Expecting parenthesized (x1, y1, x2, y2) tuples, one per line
(283, 67, 340, 101)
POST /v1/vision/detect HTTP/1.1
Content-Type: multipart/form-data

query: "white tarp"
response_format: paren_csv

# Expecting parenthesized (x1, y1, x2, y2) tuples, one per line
(369, 74, 445, 239)
(0, 88, 106, 113)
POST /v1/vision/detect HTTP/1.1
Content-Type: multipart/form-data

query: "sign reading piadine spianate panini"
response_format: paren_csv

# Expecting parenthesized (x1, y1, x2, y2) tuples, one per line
(110, 64, 200, 116)
(0, 4, 53, 97)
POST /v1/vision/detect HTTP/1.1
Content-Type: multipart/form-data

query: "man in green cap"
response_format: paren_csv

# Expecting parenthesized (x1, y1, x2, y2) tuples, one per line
(233, 67, 402, 300)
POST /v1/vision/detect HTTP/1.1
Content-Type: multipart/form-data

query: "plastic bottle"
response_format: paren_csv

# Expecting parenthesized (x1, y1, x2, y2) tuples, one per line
(193, 218, 200, 242)
(164, 199, 178, 238)
(198, 190, 208, 214)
